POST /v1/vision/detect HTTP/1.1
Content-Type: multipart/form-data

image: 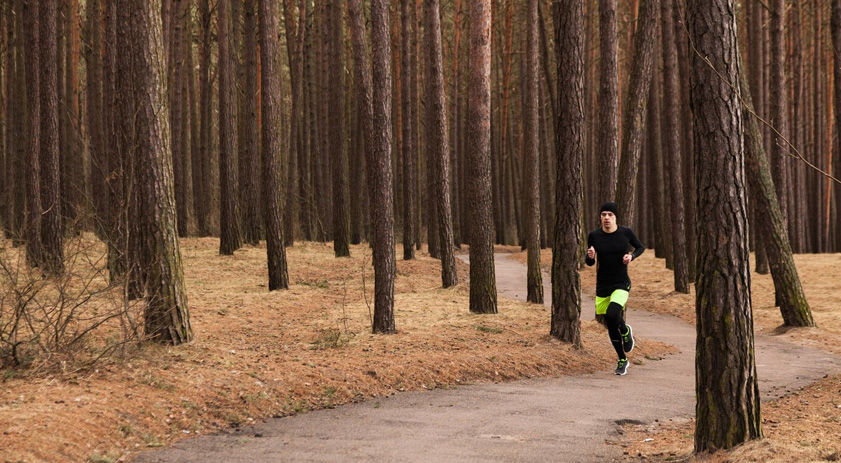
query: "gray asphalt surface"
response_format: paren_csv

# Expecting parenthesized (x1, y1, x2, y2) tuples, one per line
(135, 253, 841, 463)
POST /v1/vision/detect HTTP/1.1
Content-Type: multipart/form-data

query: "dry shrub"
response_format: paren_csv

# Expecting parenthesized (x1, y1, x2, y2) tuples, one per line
(0, 233, 142, 372)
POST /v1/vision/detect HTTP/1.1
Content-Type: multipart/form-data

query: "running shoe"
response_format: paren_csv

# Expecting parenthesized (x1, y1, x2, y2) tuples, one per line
(614, 358, 629, 375)
(621, 324, 634, 352)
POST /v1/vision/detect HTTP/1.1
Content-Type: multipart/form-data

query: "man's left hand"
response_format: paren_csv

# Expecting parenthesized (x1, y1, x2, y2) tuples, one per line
(623, 253, 632, 265)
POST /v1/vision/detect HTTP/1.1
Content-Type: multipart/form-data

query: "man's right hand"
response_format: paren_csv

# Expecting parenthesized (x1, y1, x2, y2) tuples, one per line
(587, 246, 595, 259)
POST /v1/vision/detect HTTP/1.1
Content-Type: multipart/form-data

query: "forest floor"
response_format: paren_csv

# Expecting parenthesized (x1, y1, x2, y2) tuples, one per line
(1, 236, 840, 463)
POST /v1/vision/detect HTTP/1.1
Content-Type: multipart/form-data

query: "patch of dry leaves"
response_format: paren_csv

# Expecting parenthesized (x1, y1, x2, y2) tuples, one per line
(1, 238, 672, 463)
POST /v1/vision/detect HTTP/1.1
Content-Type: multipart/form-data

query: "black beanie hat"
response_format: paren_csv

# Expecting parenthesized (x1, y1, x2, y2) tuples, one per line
(600, 202, 619, 216)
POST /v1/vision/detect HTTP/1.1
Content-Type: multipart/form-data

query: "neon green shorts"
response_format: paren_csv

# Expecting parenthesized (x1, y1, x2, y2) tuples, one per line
(595, 289, 629, 315)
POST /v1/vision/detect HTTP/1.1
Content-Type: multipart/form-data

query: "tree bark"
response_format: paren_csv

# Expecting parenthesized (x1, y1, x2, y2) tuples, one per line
(467, 0, 497, 314)
(241, 0, 262, 246)
(688, 0, 762, 451)
(550, 0, 583, 345)
(219, 0, 242, 255)
(329, 0, 350, 257)
(127, 0, 192, 344)
(367, 0, 397, 333)
(597, 0, 619, 206)
(769, 0, 790, 240)
(259, 0, 290, 291)
(614, 0, 658, 226)
(197, 0, 212, 236)
(401, 0, 415, 260)
(661, 0, 688, 293)
(740, 70, 815, 327)
(23, 0, 43, 268)
(524, 0, 543, 304)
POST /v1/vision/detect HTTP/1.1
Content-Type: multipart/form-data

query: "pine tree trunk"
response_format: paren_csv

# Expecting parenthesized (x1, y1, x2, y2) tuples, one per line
(23, 0, 43, 268)
(524, 0, 543, 304)
(128, 0, 192, 344)
(241, 0, 261, 246)
(259, 0, 290, 291)
(367, 0, 397, 333)
(661, 0, 688, 293)
(401, 0, 415, 260)
(282, 0, 302, 247)
(328, 0, 350, 257)
(769, 0, 790, 237)
(550, 0, 583, 345)
(740, 69, 815, 327)
(597, 0, 619, 206)
(219, 0, 242, 255)
(614, 0, 658, 226)
(63, 0, 81, 228)
(688, 0, 762, 451)
(425, 0, 457, 288)
(170, 0, 187, 237)
(833, 1, 841, 253)
(197, 0, 212, 237)
(299, 0, 314, 241)
(467, 0, 497, 315)
(2, 4, 13, 240)
(12, 0, 24, 246)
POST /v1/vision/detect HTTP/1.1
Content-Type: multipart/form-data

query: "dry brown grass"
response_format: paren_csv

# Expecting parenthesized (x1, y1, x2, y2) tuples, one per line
(0, 237, 672, 463)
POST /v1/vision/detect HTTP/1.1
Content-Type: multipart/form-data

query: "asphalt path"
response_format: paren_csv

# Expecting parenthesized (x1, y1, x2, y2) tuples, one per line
(135, 253, 841, 463)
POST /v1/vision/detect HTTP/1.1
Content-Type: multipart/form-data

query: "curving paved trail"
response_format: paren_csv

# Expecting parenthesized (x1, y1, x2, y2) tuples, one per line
(136, 254, 841, 463)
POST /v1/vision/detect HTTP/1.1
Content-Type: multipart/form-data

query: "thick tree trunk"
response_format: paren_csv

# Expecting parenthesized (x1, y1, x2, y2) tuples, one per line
(259, 0, 290, 291)
(614, 0, 659, 226)
(128, 0, 192, 344)
(524, 0, 543, 304)
(425, 0, 457, 288)
(550, 0, 583, 345)
(661, 0, 688, 293)
(688, 0, 762, 451)
(467, 0, 497, 314)
(367, 0, 397, 333)
(218, 0, 242, 255)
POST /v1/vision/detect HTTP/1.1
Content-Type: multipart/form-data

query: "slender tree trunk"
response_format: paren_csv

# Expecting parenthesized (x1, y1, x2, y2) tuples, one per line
(791, 1, 806, 253)
(170, 0, 187, 237)
(12, 0, 24, 246)
(127, 0, 192, 344)
(241, 0, 261, 246)
(2, 4, 13, 240)
(63, 0, 80, 229)
(748, 0, 769, 273)
(39, 0, 62, 274)
(661, 0, 688, 293)
(597, 0, 619, 206)
(299, 0, 314, 241)
(467, 0, 497, 314)
(689, 0, 762, 451)
(259, 0, 290, 291)
(769, 0, 790, 236)
(187, 10, 201, 238)
(368, 0, 397, 333)
(740, 70, 815, 327)
(401, 0, 415, 260)
(23, 0, 43, 268)
(282, 0, 302, 246)
(86, 0, 107, 238)
(425, 0, 457, 288)
(104, 0, 126, 282)
(524, 0, 543, 304)
(197, 0, 212, 236)
(219, 0, 242, 255)
(550, 0, 583, 345)
(614, 0, 659, 226)
(328, 0, 350, 257)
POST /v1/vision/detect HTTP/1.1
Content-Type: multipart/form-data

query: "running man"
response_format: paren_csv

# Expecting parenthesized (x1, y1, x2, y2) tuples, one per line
(585, 202, 645, 375)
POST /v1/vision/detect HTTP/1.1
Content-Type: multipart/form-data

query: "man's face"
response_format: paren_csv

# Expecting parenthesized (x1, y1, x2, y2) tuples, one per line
(601, 211, 616, 229)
